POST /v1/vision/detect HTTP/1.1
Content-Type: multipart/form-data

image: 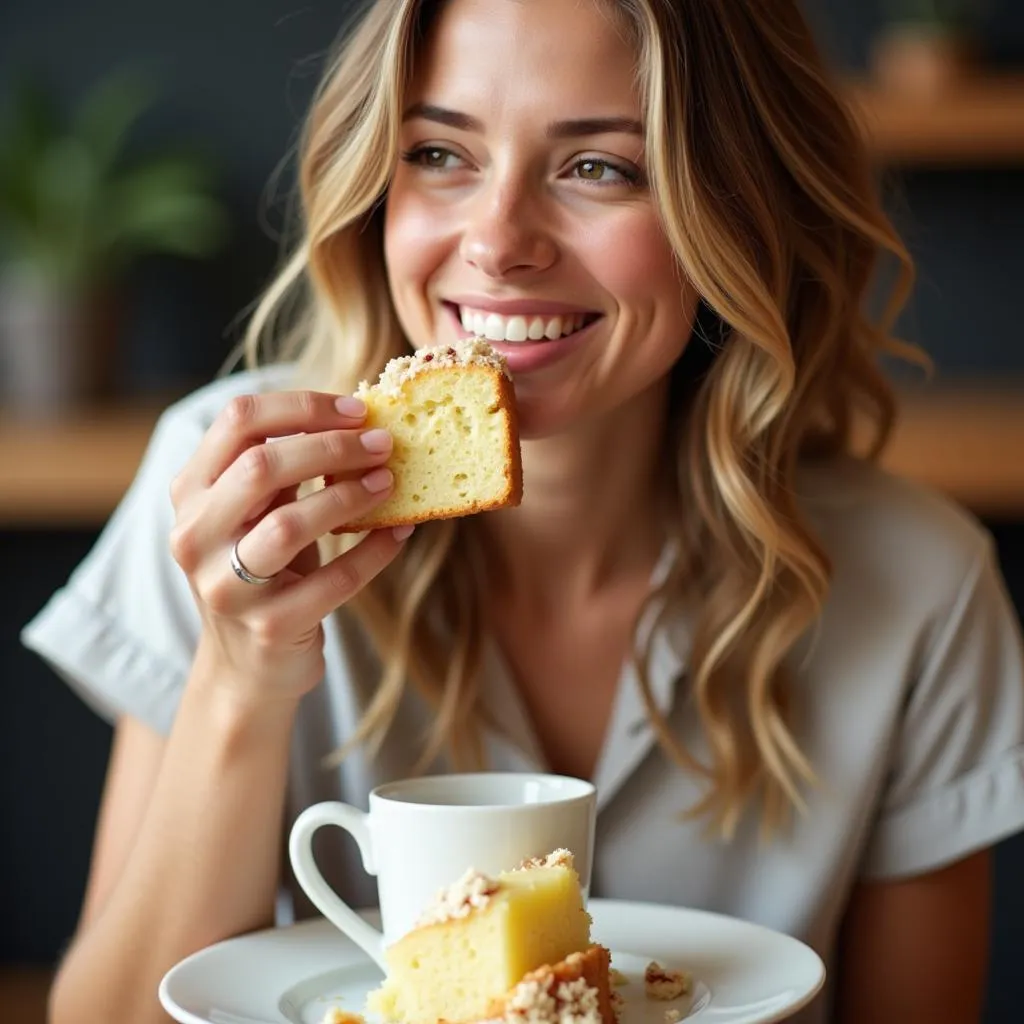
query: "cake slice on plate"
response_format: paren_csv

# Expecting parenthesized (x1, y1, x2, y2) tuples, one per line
(365, 850, 615, 1024)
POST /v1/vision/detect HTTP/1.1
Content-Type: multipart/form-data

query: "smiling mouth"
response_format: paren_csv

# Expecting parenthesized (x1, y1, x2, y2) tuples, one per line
(449, 303, 602, 343)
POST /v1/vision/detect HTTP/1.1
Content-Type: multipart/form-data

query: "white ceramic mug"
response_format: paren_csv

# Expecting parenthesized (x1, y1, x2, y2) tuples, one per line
(288, 772, 596, 971)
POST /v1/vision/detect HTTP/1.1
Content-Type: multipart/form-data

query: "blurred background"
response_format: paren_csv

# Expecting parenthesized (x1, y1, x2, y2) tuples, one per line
(2, 0, 1024, 1020)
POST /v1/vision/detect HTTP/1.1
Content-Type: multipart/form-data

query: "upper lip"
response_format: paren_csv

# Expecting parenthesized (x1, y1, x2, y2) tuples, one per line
(445, 296, 600, 316)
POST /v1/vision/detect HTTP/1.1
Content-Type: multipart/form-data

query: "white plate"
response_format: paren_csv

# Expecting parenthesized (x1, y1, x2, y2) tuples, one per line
(160, 899, 825, 1024)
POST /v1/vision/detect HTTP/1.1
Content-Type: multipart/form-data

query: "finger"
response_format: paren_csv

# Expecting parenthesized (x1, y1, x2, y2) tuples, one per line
(259, 527, 412, 629)
(186, 427, 394, 553)
(175, 391, 368, 500)
(233, 469, 395, 582)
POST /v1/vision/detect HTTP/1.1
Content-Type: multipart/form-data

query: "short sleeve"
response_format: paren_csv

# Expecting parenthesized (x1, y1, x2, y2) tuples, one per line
(860, 536, 1024, 879)
(21, 403, 206, 735)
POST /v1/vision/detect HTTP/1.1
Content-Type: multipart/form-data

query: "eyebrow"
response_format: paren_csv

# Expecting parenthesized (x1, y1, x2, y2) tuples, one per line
(402, 103, 643, 138)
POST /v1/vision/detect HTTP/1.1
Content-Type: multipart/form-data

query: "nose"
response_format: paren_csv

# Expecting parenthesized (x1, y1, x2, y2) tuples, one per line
(459, 178, 557, 279)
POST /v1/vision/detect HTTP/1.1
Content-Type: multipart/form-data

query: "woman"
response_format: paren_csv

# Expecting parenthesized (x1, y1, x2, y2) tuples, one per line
(24, 1, 1024, 1022)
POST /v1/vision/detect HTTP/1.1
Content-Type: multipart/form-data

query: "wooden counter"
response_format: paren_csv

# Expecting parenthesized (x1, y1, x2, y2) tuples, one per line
(2, 387, 1024, 526)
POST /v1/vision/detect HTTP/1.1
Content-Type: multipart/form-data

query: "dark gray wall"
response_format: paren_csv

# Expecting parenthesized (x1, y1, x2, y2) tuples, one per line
(1, 1, 1023, 387)
(2, 3, 1024, 1022)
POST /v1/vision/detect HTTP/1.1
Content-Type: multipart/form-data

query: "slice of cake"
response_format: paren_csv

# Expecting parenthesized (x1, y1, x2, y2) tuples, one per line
(340, 338, 522, 531)
(366, 851, 598, 1024)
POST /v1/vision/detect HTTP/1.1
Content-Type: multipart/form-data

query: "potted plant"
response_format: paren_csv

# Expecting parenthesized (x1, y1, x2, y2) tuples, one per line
(871, 0, 983, 96)
(0, 69, 228, 416)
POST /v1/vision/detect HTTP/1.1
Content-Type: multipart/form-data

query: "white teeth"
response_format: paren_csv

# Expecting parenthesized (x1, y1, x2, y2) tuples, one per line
(505, 316, 528, 342)
(456, 305, 592, 343)
(484, 314, 506, 341)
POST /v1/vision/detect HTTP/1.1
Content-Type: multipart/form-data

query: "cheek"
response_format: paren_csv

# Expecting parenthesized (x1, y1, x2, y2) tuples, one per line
(383, 186, 453, 293)
(580, 214, 682, 311)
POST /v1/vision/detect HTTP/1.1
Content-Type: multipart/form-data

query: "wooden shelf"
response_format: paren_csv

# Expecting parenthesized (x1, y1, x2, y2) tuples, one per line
(0, 403, 162, 528)
(2, 388, 1024, 526)
(856, 387, 1024, 516)
(846, 75, 1024, 165)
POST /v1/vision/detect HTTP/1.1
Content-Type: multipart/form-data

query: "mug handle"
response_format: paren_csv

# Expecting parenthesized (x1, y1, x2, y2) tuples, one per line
(288, 801, 387, 971)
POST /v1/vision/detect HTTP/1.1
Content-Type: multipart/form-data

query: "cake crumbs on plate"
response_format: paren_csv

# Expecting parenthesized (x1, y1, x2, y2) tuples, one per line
(320, 1008, 366, 1024)
(663, 1009, 683, 1023)
(504, 974, 603, 1024)
(644, 962, 692, 1001)
(415, 867, 501, 926)
(609, 968, 630, 987)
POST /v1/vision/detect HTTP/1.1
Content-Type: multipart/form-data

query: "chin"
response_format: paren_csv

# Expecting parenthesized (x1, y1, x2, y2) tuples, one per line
(512, 394, 579, 441)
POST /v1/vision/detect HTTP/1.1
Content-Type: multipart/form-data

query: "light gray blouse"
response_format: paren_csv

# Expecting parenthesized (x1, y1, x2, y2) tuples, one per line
(23, 368, 1024, 1023)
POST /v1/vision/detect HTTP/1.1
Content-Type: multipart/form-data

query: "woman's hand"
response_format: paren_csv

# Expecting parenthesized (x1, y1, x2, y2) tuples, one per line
(168, 390, 408, 705)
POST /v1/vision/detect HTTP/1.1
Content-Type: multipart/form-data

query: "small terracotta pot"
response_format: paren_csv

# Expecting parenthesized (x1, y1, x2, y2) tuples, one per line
(870, 24, 976, 98)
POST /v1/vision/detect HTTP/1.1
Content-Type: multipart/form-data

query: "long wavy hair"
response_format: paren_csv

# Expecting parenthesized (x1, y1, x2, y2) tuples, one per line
(243, 0, 919, 838)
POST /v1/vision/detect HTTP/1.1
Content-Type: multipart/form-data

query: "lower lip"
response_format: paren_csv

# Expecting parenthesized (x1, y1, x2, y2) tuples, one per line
(446, 307, 601, 374)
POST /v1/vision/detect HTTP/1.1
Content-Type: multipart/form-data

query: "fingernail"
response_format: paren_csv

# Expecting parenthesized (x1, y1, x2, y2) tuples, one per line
(361, 467, 393, 493)
(336, 396, 366, 418)
(393, 524, 415, 542)
(360, 428, 392, 453)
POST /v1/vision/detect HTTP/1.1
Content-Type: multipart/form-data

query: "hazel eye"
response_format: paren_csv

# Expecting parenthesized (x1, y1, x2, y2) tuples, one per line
(577, 159, 611, 181)
(571, 158, 641, 186)
(402, 146, 464, 171)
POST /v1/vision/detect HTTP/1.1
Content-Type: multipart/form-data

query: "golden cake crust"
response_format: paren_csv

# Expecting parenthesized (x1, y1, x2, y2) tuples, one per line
(489, 944, 616, 1024)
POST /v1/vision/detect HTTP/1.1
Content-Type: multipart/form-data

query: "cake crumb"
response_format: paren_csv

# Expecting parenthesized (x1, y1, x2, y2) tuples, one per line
(610, 968, 630, 987)
(514, 848, 576, 872)
(415, 867, 501, 926)
(504, 974, 602, 1024)
(644, 962, 692, 1001)
(356, 338, 510, 398)
(663, 1010, 682, 1023)
(321, 1008, 366, 1024)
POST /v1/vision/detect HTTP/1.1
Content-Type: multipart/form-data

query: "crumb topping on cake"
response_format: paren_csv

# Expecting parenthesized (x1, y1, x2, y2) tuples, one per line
(515, 848, 575, 872)
(643, 962, 692, 1001)
(504, 974, 603, 1024)
(415, 867, 502, 927)
(356, 338, 510, 398)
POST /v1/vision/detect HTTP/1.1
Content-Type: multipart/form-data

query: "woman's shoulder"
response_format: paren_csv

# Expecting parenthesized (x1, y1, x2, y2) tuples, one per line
(797, 455, 992, 602)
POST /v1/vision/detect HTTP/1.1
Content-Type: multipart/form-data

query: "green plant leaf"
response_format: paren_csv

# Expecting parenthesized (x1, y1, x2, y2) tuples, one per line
(104, 185, 229, 263)
(881, 0, 983, 28)
(109, 154, 215, 203)
(75, 67, 159, 173)
(0, 76, 61, 224)
(0, 69, 230, 288)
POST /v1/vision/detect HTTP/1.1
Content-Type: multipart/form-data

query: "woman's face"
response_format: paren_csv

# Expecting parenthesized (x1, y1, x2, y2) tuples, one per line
(384, 0, 698, 438)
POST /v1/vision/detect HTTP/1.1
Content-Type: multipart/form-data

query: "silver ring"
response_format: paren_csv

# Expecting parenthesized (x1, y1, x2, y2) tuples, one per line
(230, 538, 277, 586)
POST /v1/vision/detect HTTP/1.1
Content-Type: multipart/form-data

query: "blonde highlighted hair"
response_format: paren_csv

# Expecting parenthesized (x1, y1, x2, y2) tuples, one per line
(243, 0, 918, 837)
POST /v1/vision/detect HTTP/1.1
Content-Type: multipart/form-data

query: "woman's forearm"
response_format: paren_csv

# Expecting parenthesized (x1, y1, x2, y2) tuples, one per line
(49, 664, 299, 1024)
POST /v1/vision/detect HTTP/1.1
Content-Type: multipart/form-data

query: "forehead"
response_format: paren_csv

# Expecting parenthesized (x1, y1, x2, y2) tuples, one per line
(409, 0, 640, 114)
